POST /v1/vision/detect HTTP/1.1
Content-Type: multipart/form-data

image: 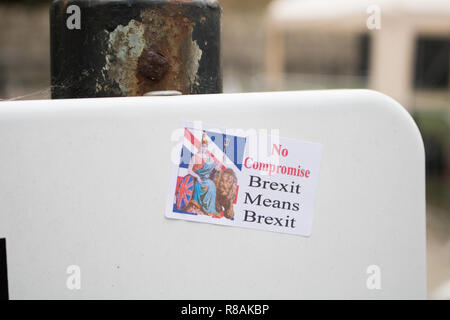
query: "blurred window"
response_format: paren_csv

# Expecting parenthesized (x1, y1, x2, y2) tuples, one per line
(414, 37, 450, 89)
(358, 34, 370, 79)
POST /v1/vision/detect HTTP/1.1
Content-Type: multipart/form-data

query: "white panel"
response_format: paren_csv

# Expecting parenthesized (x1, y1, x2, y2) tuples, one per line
(0, 90, 426, 299)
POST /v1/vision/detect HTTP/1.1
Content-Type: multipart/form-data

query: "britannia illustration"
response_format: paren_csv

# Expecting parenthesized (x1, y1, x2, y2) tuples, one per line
(174, 129, 241, 220)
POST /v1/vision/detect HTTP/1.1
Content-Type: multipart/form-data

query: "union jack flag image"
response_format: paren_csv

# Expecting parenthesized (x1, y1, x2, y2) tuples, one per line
(176, 175, 195, 211)
(174, 127, 246, 220)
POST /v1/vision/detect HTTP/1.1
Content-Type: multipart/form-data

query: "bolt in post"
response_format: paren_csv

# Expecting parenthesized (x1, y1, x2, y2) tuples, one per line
(50, 0, 222, 99)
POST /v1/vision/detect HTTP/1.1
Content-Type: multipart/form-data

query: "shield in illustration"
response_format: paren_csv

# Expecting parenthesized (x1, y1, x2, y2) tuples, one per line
(176, 175, 195, 210)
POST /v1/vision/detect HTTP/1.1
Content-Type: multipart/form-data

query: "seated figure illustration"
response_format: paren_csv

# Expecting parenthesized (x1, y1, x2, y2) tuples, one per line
(186, 133, 221, 216)
(175, 132, 238, 220)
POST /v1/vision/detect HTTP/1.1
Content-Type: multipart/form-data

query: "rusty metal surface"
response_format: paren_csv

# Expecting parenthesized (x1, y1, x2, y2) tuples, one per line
(51, 0, 222, 99)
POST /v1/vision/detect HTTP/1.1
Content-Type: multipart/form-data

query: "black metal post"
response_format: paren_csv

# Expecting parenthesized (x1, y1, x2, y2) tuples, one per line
(50, 0, 222, 99)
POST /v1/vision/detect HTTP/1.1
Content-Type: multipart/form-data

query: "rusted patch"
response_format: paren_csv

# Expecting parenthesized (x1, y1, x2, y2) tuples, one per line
(137, 7, 202, 95)
(100, 5, 202, 96)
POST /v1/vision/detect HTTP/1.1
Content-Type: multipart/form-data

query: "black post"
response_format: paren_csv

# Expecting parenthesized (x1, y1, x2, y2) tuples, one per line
(0, 239, 8, 300)
(50, 0, 222, 99)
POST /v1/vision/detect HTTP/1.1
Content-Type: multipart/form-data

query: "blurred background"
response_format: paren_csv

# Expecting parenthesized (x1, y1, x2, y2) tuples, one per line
(0, 0, 448, 298)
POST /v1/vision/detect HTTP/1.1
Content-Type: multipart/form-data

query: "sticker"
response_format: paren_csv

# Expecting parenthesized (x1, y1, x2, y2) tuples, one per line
(166, 122, 323, 237)
(0, 238, 8, 300)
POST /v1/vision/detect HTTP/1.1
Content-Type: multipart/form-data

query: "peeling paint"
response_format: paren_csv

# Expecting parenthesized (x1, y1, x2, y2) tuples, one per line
(101, 20, 146, 95)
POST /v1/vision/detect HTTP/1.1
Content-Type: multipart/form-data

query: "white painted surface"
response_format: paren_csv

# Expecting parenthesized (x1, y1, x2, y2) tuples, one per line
(0, 90, 426, 299)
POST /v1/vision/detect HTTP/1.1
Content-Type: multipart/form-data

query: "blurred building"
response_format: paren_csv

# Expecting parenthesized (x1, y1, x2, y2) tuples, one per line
(266, 0, 450, 112)
(0, 3, 50, 100)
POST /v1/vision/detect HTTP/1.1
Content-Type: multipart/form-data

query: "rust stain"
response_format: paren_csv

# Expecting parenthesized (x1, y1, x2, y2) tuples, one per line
(101, 5, 202, 96)
(136, 7, 202, 95)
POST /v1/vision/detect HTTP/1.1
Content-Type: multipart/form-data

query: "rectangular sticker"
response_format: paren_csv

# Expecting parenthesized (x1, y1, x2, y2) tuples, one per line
(0, 238, 8, 300)
(166, 122, 323, 237)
